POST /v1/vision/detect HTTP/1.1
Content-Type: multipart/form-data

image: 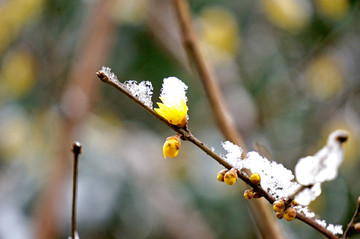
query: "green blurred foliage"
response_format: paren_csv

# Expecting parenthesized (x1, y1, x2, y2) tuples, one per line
(0, 0, 360, 238)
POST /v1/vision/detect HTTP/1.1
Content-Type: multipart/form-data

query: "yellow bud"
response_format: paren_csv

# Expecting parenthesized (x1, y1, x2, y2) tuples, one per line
(291, 200, 298, 206)
(284, 207, 296, 221)
(276, 212, 284, 219)
(354, 222, 360, 232)
(224, 168, 238, 185)
(243, 189, 254, 200)
(250, 173, 261, 185)
(216, 169, 228, 182)
(162, 135, 181, 158)
(273, 200, 285, 213)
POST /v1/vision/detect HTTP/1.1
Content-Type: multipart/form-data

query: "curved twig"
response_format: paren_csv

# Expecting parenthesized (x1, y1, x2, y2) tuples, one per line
(342, 197, 360, 239)
(96, 69, 338, 239)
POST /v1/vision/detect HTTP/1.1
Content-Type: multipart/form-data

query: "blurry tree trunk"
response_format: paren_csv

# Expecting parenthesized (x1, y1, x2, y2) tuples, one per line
(34, 1, 116, 238)
(147, 1, 285, 238)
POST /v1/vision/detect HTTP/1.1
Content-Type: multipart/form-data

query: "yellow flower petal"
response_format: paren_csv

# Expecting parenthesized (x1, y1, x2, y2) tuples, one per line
(155, 97, 188, 127)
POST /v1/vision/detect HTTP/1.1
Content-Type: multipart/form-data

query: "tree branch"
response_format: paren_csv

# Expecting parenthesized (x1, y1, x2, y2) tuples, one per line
(170, 0, 285, 238)
(96, 69, 338, 239)
(342, 197, 360, 239)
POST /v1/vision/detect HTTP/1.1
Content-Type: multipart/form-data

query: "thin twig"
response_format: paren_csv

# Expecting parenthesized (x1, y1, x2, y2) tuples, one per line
(96, 70, 338, 239)
(342, 197, 360, 239)
(171, 1, 285, 238)
(70, 141, 82, 239)
(35, 1, 116, 238)
(171, 0, 246, 152)
(286, 185, 313, 204)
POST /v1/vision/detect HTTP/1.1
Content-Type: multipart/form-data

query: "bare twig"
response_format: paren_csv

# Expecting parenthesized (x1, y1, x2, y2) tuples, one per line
(96, 69, 338, 239)
(342, 197, 360, 239)
(70, 142, 82, 239)
(286, 185, 313, 204)
(171, 1, 285, 238)
(34, 1, 116, 238)
(171, 0, 246, 152)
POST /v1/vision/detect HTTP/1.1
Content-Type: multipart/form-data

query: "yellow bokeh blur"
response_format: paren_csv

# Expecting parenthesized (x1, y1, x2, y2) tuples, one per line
(111, 0, 148, 25)
(0, 50, 37, 100)
(316, 0, 349, 20)
(306, 54, 345, 100)
(198, 6, 240, 63)
(261, 0, 310, 32)
(0, 0, 44, 56)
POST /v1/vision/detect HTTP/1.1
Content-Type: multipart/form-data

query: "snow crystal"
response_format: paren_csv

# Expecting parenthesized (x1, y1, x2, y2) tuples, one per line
(99, 66, 120, 84)
(98, 66, 154, 108)
(313, 220, 343, 235)
(295, 205, 315, 218)
(295, 183, 321, 206)
(160, 77, 188, 103)
(124, 80, 154, 108)
(315, 219, 327, 228)
(327, 224, 343, 235)
(294, 130, 348, 205)
(221, 141, 243, 169)
(295, 130, 347, 186)
(221, 141, 299, 199)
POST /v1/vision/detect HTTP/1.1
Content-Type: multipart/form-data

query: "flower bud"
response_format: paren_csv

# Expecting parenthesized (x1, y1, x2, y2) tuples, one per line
(249, 173, 261, 185)
(291, 200, 298, 206)
(216, 169, 228, 182)
(354, 222, 360, 232)
(163, 135, 181, 158)
(284, 207, 296, 221)
(273, 199, 285, 213)
(276, 212, 284, 219)
(243, 189, 254, 200)
(224, 168, 238, 185)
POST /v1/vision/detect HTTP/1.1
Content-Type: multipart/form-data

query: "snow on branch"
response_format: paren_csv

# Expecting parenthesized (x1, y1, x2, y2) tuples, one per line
(99, 66, 154, 108)
(295, 129, 348, 205)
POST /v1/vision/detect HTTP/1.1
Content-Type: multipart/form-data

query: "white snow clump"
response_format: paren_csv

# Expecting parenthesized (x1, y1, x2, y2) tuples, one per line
(124, 80, 154, 108)
(294, 129, 348, 205)
(99, 66, 120, 84)
(98, 66, 154, 108)
(315, 219, 343, 235)
(221, 141, 299, 199)
(327, 224, 343, 235)
(160, 76, 188, 104)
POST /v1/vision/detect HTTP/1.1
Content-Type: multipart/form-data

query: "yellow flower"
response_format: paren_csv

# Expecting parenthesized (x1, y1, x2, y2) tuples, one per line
(155, 97, 188, 128)
(162, 135, 181, 158)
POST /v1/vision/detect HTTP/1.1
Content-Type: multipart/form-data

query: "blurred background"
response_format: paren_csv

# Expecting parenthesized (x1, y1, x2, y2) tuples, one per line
(0, 0, 359, 238)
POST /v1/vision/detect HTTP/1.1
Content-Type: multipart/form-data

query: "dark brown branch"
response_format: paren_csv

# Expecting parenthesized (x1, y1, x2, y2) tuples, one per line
(342, 197, 360, 239)
(70, 142, 82, 239)
(96, 69, 338, 239)
(296, 213, 338, 239)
